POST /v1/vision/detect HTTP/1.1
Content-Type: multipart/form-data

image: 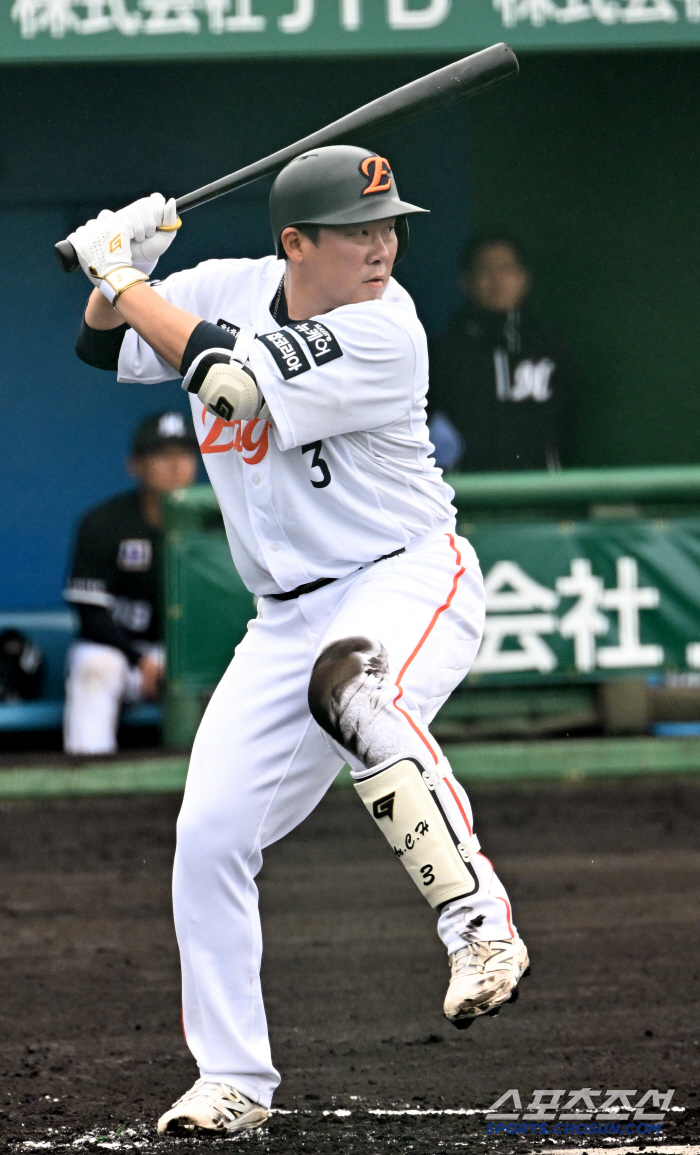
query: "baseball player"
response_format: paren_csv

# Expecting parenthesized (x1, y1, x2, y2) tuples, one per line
(67, 147, 529, 1136)
(63, 411, 198, 756)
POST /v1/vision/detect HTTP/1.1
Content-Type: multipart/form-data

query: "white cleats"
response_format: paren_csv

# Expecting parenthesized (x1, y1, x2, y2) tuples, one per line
(156, 1078, 269, 1135)
(444, 934, 530, 1030)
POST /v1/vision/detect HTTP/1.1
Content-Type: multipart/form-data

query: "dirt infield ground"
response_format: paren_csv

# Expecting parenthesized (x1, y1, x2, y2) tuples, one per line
(0, 772, 699, 1152)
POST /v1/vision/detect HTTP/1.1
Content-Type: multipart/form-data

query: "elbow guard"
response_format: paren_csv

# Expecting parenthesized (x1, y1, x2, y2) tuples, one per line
(183, 348, 262, 423)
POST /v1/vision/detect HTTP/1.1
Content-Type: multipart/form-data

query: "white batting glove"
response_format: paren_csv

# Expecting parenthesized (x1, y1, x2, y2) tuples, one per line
(68, 210, 148, 305)
(116, 192, 180, 275)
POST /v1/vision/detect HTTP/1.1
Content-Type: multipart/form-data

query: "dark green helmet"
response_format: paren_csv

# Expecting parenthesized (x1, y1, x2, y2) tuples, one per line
(269, 144, 428, 264)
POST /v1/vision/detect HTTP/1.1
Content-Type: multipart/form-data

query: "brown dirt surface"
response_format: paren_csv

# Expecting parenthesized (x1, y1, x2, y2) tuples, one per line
(0, 772, 699, 1153)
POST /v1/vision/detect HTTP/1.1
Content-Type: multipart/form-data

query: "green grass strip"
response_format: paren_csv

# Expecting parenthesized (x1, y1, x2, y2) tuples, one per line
(0, 736, 699, 799)
(446, 736, 700, 781)
(0, 758, 189, 798)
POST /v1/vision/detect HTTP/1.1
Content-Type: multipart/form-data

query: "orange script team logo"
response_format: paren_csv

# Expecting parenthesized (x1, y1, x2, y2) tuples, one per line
(109, 232, 123, 253)
(200, 411, 270, 465)
(360, 156, 392, 196)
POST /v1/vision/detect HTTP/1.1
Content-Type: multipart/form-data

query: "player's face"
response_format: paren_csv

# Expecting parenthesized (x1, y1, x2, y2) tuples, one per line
(465, 243, 530, 313)
(299, 219, 398, 308)
(129, 449, 198, 494)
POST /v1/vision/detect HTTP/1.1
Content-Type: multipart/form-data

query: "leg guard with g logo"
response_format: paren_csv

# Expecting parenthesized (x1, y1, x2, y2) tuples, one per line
(353, 758, 481, 910)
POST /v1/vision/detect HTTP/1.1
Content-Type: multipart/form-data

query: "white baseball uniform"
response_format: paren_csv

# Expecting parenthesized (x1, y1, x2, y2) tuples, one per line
(116, 254, 518, 1107)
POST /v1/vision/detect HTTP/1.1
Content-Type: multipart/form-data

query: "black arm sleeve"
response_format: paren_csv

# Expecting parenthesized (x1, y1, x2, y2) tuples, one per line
(76, 605, 142, 666)
(180, 320, 237, 376)
(76, 315, 129, 371)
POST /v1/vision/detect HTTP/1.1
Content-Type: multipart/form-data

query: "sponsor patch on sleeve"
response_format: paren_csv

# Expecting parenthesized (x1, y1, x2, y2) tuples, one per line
(117, 539, 153, 572)
(287, 321, 343, 367)
(257, 329, 311, 380)
(217, 318, 241, 336)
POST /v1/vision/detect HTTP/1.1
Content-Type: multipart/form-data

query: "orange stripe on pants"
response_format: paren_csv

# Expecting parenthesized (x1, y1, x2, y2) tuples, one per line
(392, 534, 466, 766)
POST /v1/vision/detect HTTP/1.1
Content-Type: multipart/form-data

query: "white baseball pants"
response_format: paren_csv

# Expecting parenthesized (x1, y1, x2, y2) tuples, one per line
(63, 641, 162, 755)
(173, 526, 518, 1107)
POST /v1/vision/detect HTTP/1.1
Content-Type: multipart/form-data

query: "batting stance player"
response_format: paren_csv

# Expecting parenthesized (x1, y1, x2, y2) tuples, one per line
(68, 146, 529, 1136)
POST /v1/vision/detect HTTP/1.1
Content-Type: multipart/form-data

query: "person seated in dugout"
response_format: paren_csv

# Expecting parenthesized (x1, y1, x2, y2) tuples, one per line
(63, 411, 198, 756)
(428, 232, 577, 473)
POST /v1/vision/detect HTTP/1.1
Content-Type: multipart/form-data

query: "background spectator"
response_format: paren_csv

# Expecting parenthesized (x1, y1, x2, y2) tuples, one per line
(428, 232, 577, 472)
(63, 411, 198, 756)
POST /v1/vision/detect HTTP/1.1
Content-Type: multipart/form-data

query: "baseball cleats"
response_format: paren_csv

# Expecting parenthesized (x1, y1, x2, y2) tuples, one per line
(444, 934, 530, 1030)
(157, 1079, 269, 1135)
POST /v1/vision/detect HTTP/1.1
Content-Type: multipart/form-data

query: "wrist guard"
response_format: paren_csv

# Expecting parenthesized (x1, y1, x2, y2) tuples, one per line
(98, 266, 149, 306)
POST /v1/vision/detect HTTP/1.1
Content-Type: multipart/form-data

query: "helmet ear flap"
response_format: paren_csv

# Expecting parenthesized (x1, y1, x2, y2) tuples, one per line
(394, 216, 409, 264)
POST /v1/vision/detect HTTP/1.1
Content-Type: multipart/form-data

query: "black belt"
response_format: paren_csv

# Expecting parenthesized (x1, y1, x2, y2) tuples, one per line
(270, 548, 406, 602)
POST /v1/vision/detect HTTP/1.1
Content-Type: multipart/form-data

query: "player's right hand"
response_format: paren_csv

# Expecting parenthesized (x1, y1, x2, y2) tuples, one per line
(117, 192, 180, 275)
(138, 652, 163, 699)
(68, 209, 134, 290)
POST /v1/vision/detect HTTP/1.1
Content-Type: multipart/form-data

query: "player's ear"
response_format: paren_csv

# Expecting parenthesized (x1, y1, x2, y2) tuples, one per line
(127, 455, 144, 482)
(281, 227, 305, 264)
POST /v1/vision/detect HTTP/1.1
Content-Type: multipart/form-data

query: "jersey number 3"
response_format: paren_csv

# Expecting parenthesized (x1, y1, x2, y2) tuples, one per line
(302, 441, 331, 489)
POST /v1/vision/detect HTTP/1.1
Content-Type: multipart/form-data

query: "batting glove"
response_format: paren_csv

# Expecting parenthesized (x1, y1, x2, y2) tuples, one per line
(68, 210, 148, 305)
(117, 192, 181, 275)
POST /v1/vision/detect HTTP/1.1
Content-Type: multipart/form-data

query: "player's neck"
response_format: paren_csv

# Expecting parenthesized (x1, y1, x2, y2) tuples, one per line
(283, 268, 355, 321)
(140, 488, 163, 531)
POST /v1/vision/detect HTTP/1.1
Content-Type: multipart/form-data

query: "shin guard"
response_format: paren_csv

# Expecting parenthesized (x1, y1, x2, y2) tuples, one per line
(353, 758, 480, 910)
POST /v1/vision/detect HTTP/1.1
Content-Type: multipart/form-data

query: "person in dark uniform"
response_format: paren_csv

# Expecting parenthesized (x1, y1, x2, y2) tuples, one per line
(428, 232, 577, 472)
(63, 411, 198, 755)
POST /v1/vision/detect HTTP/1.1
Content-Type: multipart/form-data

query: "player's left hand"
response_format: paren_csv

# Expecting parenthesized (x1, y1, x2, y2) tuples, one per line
(117, 192, 181, 275)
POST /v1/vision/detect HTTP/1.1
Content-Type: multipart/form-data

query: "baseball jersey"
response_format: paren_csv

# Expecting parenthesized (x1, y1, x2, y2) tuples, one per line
(65, 489, 163, 661)
(117, 255, 455, 597)
(429, 303, 577, 472)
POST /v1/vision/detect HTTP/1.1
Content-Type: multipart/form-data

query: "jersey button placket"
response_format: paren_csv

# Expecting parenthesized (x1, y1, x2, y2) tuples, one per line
(243, 458, 284, 580)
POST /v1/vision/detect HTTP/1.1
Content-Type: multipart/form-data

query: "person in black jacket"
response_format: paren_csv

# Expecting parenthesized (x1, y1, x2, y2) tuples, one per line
(63, 411, 198, 755)
(428, 232, 577, 473)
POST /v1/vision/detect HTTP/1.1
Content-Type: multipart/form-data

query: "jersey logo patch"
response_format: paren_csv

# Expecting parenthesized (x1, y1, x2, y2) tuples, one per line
(117, 539, 152, 572)
(257, 329, 310, 379)
(288, 321, 343, 367)
(217, 318, 240, 336)
(112, 598, 152, 633)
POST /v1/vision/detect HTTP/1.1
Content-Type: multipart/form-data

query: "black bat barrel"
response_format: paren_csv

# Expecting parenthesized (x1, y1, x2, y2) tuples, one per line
(54, 43, 517, 274)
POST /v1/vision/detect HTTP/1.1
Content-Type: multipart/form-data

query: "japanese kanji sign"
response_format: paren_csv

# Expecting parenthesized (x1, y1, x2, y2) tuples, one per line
(3, 0, 700, 64)
(464, 516, 700, 683)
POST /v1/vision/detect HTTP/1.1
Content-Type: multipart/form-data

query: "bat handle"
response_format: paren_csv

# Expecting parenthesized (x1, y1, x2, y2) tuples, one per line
(55, 239, 80, 274)
(54, 219, 181, 274)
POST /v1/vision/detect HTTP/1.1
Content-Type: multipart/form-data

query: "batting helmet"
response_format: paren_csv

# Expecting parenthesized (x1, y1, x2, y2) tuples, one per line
(269, 145, 428, 264)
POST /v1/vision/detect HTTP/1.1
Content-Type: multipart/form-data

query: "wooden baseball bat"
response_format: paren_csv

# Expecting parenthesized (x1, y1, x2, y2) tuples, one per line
(55, 42, 517, 273)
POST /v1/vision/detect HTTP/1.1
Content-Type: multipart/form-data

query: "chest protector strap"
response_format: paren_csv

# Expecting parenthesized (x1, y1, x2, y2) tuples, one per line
(353, 758, 480, 911)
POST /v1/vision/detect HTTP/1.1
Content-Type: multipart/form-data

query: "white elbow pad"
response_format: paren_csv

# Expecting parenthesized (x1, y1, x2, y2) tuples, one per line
(182, 348, 262, 423)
